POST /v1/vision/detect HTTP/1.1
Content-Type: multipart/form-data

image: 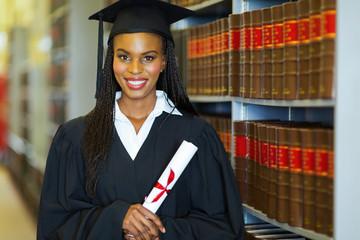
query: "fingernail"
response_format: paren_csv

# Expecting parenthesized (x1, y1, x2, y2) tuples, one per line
(162, 227, 166, 233)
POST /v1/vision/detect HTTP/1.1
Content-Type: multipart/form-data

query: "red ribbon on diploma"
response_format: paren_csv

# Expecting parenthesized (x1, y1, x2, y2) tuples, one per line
(151, 168, 175, 203)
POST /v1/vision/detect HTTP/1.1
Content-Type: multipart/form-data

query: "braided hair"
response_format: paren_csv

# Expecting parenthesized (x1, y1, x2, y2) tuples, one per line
(82, 36, 197, 198)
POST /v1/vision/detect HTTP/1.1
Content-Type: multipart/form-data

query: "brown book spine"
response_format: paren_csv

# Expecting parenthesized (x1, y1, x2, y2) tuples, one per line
(300, 128, 316, 231)
(327, 128, 334, 237)
(199, 24, 206, 95)
(204, 22, 211, 95)
(288, 127, 303, 227)
(320, 0, 336, 99)
(315, 128, 329, 234)
(253, 122, 261, 210)
(276, 127, 290, 223)
(229, 14, 241, 97)
(214, 19, 222, 96)
(297, 0, 310, 99)
(262, 7, 273, 99)
(271, 5, 284, 100)
(195, 25, 202, 95)
(187, 26, 195, 94)
(267, 125, 278, 219)
(258, 123, 269, 214)
(234, 121, 248, 204)
(309, 0, 322, 99)
(247, 121, 256, 207)
(250, 9, 263, 99)
(283, 2, 299, 100)
(221, 17, 230, 96)
(241, 11, 252, 98)
(207, 21, 216, 95)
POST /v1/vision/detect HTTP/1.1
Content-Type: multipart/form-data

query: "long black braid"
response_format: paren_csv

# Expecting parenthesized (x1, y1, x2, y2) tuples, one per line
(82, 36, 197, 198)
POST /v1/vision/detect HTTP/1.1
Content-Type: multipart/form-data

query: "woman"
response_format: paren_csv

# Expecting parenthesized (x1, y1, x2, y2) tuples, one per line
(37, 0, 244, 239)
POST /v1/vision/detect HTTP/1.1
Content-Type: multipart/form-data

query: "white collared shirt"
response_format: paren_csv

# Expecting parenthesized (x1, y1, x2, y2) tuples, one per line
(114, 90, 182, 160)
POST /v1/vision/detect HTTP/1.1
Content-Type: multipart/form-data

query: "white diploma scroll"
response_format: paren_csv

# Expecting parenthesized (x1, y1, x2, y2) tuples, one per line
(142, 140, 198, 213)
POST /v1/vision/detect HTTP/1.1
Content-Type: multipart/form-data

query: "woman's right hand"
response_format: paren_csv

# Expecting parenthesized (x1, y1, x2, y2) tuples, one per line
(122, 204, 166, 240)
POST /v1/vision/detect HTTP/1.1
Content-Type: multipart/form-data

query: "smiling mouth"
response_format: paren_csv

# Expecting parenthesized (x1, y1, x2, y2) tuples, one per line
(125, 78, 148, 89)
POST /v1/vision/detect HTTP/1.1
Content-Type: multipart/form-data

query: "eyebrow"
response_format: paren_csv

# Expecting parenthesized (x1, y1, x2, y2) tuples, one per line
(115, 48, 159, 55)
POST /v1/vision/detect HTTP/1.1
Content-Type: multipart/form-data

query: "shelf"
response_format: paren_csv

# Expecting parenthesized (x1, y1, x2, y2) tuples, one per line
(189, 95, 335, 107)
(186, 0, 232, 17)
(190, 95, 232, 102)
(243, 204, 333, 240)
(50, 3, 70, 23)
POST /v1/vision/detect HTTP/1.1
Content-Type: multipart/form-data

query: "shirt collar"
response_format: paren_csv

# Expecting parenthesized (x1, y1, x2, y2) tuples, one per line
(114, 90, 182, 121)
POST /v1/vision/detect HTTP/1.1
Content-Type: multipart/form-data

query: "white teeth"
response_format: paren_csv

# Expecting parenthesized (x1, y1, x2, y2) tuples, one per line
(128, 80, 146, 86)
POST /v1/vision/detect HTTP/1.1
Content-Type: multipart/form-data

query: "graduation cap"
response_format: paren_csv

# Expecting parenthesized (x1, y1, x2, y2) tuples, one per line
(89, 0, 195, 98)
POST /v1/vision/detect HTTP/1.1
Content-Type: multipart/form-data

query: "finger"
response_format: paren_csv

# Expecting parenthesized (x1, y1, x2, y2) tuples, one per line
(138, 206, 166, 233)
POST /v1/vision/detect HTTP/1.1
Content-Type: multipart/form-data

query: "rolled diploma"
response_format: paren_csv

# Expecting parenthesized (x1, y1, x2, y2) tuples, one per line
(142, 140, 198, 213)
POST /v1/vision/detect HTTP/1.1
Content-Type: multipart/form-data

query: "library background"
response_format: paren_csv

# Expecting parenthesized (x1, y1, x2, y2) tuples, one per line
(0, 0, 358, 239)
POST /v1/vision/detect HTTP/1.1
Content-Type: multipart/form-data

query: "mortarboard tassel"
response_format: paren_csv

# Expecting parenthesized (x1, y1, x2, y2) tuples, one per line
(95, 12, 104, 99)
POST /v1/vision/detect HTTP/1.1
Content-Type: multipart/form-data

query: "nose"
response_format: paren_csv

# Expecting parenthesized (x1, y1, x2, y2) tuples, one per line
(128, 59, 143, 75)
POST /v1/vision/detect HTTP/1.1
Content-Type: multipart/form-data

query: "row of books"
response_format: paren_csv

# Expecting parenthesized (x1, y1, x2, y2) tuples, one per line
(170, 0, 206, 7)
(201, 114, 232, 158)
(234, 120, 334, 237)
(185, 0, 336, 100)
(47, 62, 67, 87)
(245, 223, 309, 240)
(51, 16, 68, 50)
(50, 0, 68, 13)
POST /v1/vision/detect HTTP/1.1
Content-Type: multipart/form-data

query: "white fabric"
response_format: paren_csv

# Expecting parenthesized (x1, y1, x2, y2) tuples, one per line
(114, 90, 182, 160)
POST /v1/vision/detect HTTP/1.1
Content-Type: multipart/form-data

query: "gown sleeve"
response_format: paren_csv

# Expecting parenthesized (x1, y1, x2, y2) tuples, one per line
(37, 121, 131, 240)
(159, 119, 245, 240)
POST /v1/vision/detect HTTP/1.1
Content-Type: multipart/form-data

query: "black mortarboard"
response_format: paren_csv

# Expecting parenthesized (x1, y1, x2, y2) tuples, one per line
(89, 0, 195, 98)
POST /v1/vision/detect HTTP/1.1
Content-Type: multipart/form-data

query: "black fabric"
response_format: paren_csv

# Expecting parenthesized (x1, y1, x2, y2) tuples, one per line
(89, 0, 195, 43)
(37, 111, 245, 239)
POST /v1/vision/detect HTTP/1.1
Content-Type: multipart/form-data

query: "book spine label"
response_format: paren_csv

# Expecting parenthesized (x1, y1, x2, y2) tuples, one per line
(299, 18, 310, 44)
(303, 147, 316, 174)
(289, 146, 302, 173)
(230, 29, 241, 51)
(235, 135, 247, 158)
(269, 143, 277, 168)
(278, 145, 289, 170)
(316, 149, 328, 176)
(310, 14, 322, 42)
(322, 10, 336, 38)
(273, 23, 284, 47)
(284, 20, 299, 45)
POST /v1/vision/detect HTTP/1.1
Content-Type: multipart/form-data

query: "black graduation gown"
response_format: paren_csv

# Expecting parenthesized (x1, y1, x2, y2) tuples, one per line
(37, 111, 244, 239)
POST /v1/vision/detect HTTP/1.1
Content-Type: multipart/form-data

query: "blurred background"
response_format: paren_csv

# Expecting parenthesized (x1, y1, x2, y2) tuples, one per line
(0, 0, 113, 239)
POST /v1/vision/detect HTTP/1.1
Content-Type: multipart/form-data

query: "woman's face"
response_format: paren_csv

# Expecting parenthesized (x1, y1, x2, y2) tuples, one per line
(113, 32, 165, 101)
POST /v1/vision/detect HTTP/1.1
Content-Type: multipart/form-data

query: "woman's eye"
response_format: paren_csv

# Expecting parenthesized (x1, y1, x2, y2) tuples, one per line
(143, 56, 155, 62)
(119, 55, 131, 62)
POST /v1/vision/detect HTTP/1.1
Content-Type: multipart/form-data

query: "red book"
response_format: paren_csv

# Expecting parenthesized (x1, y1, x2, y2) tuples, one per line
(309, 0, 322, 99)
(319, 0, 336, 99)
(314, 128, 330, 234)
(229, 14, 241, 97)
(276, 126, 290, 223)
(288, 127, 303, 227)
(241, 11, 252, 98)
(233, 121, 249, 204)
(297, 0, 310, 99)
(327, 128, 334, 237)
(300, 128, 316, 231)
(261, 7, 273, 99)
(283, 2, 299, 100)
(271, 5, 284, 100)
(250, 9, 263, 99)
(267, 124, 278, 219)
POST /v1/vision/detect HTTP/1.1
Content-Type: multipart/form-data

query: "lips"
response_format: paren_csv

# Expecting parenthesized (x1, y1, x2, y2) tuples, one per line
(125, 77, 148, 90)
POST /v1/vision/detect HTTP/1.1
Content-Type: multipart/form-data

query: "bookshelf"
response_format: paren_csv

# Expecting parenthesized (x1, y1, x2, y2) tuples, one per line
(175, 0, 356, 239)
